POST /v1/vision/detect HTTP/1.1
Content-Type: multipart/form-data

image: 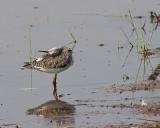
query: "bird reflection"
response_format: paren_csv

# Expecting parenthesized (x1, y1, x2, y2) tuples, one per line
(27, 99, 75, 128)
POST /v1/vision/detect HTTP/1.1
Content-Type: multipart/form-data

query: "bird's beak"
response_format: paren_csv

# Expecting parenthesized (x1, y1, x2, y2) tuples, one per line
(38, 50, 48, 53)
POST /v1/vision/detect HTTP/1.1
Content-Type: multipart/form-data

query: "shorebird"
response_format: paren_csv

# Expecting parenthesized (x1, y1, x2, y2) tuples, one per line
(23, 35, 76, 100)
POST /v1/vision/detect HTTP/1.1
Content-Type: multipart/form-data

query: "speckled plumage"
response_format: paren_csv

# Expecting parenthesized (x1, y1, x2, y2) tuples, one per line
(23, 47, 73, 73)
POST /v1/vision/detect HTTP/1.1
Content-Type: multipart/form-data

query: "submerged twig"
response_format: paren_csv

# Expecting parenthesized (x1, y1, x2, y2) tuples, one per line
(135, 59, 142, 82)
(128, 10, 136, 32)
(28, 25, 33, 90)
(1, 123, 19, 127)
(136, 118, 160, 123)
(122, 46, 133, 67)
(28, 26, 33, 62)
(141, 20, 146, 34)
(121, 28, 134, 48)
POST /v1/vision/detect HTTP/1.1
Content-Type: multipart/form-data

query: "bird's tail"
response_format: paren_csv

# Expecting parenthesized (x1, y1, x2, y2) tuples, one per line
(23, 62, 32, 69)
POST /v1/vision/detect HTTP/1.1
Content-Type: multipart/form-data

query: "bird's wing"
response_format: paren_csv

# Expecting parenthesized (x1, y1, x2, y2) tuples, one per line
(49, 47, 63, 57)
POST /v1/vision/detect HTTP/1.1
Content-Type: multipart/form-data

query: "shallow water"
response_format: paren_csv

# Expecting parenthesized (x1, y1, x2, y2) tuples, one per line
(0, 0, 160, 128)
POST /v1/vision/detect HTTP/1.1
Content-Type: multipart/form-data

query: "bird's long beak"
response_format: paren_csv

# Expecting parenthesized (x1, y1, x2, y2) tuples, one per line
(38, 50, 48, 53)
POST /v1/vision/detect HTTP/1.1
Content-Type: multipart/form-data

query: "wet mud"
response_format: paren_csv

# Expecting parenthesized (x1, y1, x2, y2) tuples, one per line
(106, 81, 160, 93)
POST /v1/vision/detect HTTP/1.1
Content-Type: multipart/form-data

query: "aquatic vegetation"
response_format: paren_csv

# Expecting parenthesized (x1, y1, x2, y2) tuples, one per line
(121, 10, 155, 81)
(150, 11, 160, 29)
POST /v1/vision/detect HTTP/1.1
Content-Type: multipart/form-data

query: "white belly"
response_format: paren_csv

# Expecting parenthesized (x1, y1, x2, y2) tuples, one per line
(36, 60, 73, 74)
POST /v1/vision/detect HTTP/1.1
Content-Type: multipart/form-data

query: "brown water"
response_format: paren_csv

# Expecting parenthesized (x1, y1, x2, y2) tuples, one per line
(0, 0, 160, 127)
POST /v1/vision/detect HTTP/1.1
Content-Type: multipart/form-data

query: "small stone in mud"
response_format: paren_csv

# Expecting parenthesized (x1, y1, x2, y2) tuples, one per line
(118, 46, 124, 49)
(134, 16, 143, 19)
(58, 94, 64, 98)
(21, 68, 24, 70)
(117, 112, 120, 114)
(29, 25, 34, 27)
(128, 117, 131, 120)
(119, 91, 123, 94)
(33, 6, 39, 9)
(100, 105, 105, 107)
(98, 43, 104, 47)
(124, 97, 129, 100)
(79, 50, 83, 53)
(129, 123, 133, 126)
(112, 105, 116, 108)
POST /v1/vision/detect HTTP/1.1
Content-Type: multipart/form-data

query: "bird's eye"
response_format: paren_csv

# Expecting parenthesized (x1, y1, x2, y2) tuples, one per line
(68, 49, 72, 52)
